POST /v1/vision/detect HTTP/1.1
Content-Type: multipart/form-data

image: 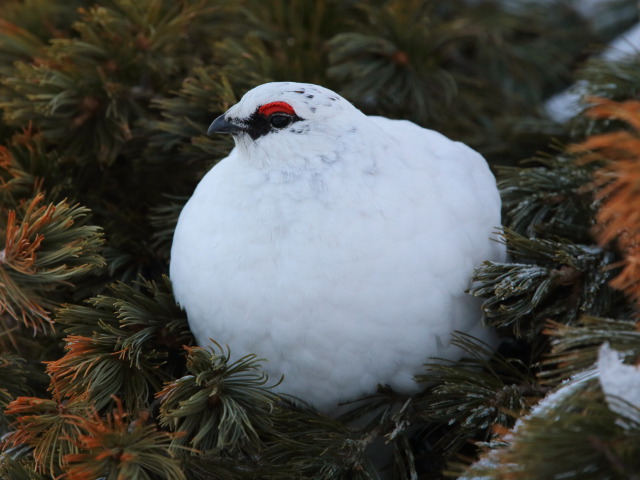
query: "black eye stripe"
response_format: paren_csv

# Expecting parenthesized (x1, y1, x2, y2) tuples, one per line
(242, 110, 304, 140)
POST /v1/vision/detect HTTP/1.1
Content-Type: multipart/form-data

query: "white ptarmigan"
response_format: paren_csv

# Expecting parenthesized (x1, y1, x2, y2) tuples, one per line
(170, 82, 505, 412)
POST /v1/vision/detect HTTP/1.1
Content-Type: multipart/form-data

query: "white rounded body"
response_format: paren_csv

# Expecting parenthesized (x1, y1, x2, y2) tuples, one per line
(170, 83, 505, 412)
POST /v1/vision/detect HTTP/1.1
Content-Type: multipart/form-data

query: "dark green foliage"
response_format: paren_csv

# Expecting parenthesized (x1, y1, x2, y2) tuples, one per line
(581, 56, 640, 102)
(0, 0, 639, 478)
(462, 380, 640, 480)
(498, 152, 598, 240)
(415, 334, 542, 452)
(3, 396, 93, 475)
(472, 230, 619, 340)
(248, 0, 350, 83)
(325, 0, 595, 158)
(260, 405, 380, 480)
(0, 193, 104, 354)
(62, 399, 188, 480)
(0, 354, 39, 433)
(2, 2, 195, 165)
(0, 446, 47, 480)
(543, 316, 640, 382)
(51, 277, 192, 412)
(148, 66, 250, 166)
(158, 344, 278, 452)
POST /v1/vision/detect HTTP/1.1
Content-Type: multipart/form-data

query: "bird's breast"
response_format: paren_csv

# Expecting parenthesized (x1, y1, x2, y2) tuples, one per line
(169, 138, 504, 411)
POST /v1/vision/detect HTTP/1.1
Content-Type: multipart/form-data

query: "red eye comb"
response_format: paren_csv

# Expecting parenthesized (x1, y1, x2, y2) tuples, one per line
(258, 101, 296, 116)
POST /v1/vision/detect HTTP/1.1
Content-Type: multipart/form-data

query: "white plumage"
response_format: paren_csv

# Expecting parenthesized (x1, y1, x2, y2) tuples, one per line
(170, 82, 505, 412)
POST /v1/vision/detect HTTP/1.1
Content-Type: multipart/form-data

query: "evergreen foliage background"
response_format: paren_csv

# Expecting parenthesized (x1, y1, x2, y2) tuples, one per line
(0, 0, 639, 478)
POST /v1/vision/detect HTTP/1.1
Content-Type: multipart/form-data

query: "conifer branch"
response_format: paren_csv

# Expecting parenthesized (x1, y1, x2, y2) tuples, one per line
(61, 397, 187, 480)
(49, 277, 191, 412)
(577, 56, 640, 107)
(0, 1, 230, 165)
(259, 406, 378, 480)
(149, 64, 259, 164)
(2, 395, 92, 476)
(325, 0, 592, 154)
(0, 353, 35, 434)
(0, 444, 46, 480)
(460, 381, 640, 480)
(0, 1, 638, 478)
(542, 316, 640, 383)
(0, 194, 104, 347)
(0, 143, 35, 202)
(157, 343, 278, 453)
(570, 98, 640, 307)
(415, 333, 543, 453)
(497, 152, 598, 240)
(471, 229, 617, 339)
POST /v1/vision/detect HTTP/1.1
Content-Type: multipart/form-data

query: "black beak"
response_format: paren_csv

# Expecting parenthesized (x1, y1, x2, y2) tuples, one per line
(207, 114, 246, 136)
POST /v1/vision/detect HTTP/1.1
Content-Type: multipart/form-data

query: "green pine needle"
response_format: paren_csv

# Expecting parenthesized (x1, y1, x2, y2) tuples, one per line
(542, 316, 640, 383)
(462, 383, 640, 480)
(0, 194, 104, 344)
(498, 152, 598, 240)
(61, 398, 188, 480)
(158, 343, 278, 453)
(415, 333, 542, 452)
(471, 229, 618, 339)
(3, 396, 92, 476)
(51, 277, 192, 412)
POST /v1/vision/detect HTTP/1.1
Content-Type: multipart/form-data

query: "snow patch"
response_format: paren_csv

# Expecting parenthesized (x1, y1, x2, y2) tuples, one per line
(598, 342, 640, 425)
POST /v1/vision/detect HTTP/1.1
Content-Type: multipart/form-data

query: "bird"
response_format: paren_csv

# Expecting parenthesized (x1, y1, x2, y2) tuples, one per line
(170, 81, 505, 413)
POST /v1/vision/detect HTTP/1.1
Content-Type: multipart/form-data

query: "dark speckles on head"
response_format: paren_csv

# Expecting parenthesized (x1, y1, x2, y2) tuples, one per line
(212, 83, 355, 143)
(238, 101, 304, 140)
(289, 125, 311, 135)
(320, 96, 338, 108)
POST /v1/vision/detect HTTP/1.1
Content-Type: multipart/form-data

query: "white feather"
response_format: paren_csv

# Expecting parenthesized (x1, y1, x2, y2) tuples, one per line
(170, 82, 505, 412)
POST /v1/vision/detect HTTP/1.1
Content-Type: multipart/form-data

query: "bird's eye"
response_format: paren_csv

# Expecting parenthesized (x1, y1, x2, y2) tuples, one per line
(270, 114, 292, 129)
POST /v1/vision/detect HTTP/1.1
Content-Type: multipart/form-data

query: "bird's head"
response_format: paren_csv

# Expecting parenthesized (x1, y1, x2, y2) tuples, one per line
(208, 82, 367, 167)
